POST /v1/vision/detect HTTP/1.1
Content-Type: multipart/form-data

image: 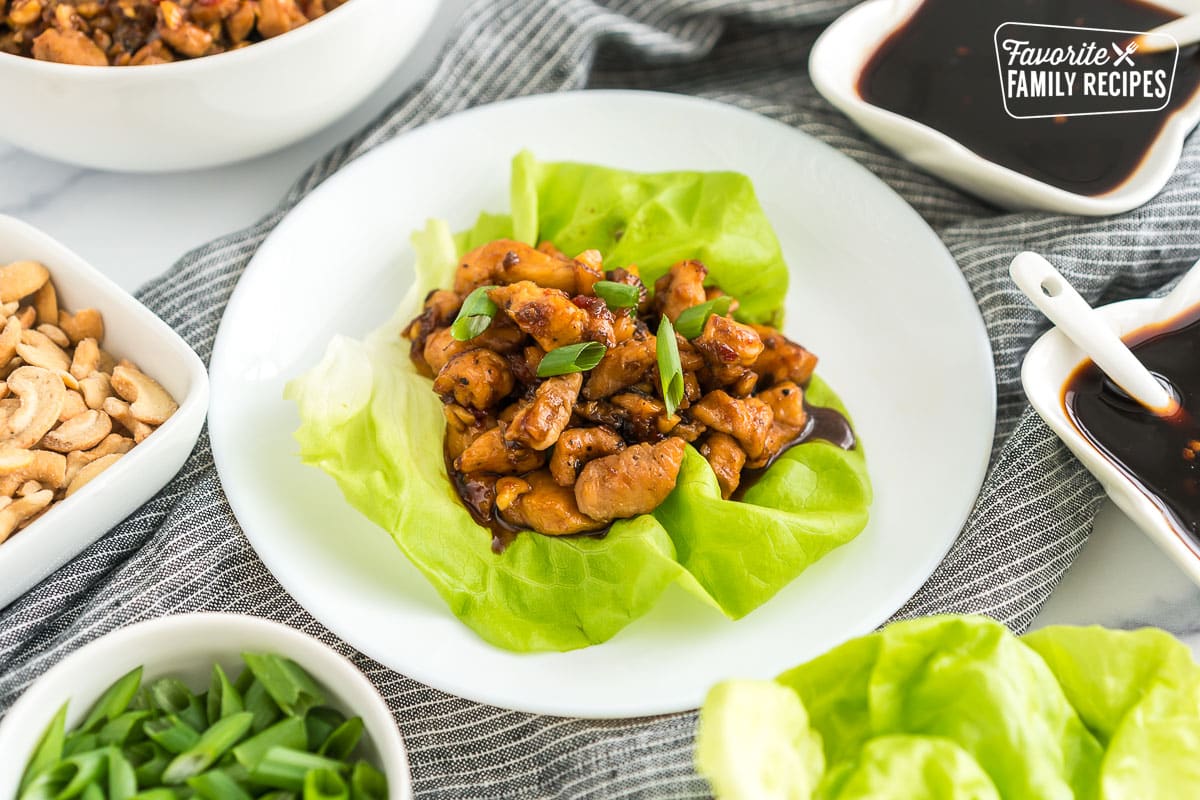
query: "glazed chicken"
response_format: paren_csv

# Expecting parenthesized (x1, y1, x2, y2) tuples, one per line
(404, 238, 840, 545)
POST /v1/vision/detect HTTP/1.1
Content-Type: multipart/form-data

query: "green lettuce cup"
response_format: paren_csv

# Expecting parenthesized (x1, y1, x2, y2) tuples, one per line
(286, 154, 872, 652)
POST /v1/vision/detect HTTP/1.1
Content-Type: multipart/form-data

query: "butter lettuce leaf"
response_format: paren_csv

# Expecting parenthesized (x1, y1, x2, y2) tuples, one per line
(699, 615, 1200, 799)
(286, 152, 872, 652)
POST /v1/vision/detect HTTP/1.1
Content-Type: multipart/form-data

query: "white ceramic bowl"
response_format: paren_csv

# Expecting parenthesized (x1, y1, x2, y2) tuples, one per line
(0, 0, 442, 172)
(1022, 259, 1200, 585)
(0, 214, 208, 609)
(810, 0, 1200, 216)
(0, 613, 413, 798)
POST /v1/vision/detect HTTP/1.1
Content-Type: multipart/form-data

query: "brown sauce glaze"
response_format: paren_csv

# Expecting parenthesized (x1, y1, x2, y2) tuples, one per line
(732, 402, 857, 502)
(1064, 302, 1200, 545)
(857, 0, 1200, 196)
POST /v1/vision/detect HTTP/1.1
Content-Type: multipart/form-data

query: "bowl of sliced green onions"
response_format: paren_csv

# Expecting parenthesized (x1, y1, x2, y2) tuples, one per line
(0, 613, 411, 799)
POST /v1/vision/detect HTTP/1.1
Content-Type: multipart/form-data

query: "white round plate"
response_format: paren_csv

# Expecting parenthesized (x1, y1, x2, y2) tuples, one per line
(209, 90, 996, 718)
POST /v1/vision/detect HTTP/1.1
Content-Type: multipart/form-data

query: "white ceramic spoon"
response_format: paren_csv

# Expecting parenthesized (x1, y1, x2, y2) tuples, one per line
(1010, 251, 1179, 416)
(1133, 14, 1200, 53)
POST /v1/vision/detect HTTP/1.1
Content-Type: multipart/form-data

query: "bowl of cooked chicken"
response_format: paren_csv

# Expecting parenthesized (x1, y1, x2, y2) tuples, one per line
(0, 0, 442, 171)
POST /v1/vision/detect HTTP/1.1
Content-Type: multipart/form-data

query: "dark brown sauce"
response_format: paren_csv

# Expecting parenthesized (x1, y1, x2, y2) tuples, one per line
(1064, 302, 1200, 546)
(857, 0, 1200, 196)
(732, 403, 857, 501)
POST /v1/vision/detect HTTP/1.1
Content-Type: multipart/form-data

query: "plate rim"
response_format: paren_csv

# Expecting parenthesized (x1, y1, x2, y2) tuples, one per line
(209, 88, 997, 717)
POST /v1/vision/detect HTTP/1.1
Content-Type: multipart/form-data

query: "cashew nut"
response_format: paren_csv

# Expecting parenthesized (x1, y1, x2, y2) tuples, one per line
(41, 409, 112, 453)
(58, 309, 104, 345)
(65, 453, 121, 498)
(32, 280, 57, 327)
(36, 324, 69, 349)
(79, 372, 113, 410)
(69, 337, 100, 381)
(0, 490, 53, 543)
(1, 367, 66, 449)
(102, 397, 153, 442)
(0, 447, 66, 490)
(17, 480, 41, 497)
(17, 329, 70, 373)
(0, 302, 17, 318)
(0, 318, 20, 366)
(0, 261, 49, 303)
(111, 364, 177, 426)
(15, 306, 35, 330)
(59, 390, 87, 422)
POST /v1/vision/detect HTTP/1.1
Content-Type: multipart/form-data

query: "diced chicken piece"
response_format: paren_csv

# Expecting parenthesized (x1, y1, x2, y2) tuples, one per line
(549, 426, 625, 486)
(575, 438, 686, 521)
(751, 325, 819, 386)
(758, 381, 807, 429)
(690, 391, 773, 461)
(258, 0, 307, 37)
(695, 315, 764, 368)
(505, 373, 582, 450)
(421, 322, 524, 374)
(499, 470, 606, 535)
(611, 392, 679, 440)
(583, 337, 657, 400)
(654, 260, 708, 321)
(489, 282, 588, 351)
(572, 295, 616, 347)
(455, 427, 545, 474)
(433, 350, 515, 410)
(750, 381, 810, 469)
(456, 472, 497, 522)
(699, 432, 746, 499)
(32, 29, 107, 65)
(573, 249, 605, 296)
(612, 313, 638, 344)
(442, 405, 495, 461)
(507, 344, 545, 387)
(455, 240, 575, 295)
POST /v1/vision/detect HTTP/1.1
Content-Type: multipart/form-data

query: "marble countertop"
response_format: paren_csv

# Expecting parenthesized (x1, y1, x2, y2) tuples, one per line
(1, 0, 1197, 655)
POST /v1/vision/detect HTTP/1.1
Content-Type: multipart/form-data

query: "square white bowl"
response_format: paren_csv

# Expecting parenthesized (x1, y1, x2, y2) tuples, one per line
(1022, 259, 1200, 585)
(809, 0, 1200, 216)
(0, 214, 208, 609)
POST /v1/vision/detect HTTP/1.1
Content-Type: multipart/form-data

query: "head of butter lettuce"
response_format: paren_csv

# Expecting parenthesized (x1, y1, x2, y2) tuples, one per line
(697, 614, 1200, 799)
(284, 152, 872, 652)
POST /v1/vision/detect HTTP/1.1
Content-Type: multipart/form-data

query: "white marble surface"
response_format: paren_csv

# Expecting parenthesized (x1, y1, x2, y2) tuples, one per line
(1, 0, 1197, 654)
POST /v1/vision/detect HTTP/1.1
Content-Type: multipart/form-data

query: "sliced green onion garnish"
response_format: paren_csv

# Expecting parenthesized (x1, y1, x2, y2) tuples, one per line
(657, 317, 684, 416)
(79, 667, 143, 733)
(674, 296, 734, 339)
(449, 285, 498, 341)
(161, 711, 254, 784)
(536, 342, 607, 377)
(20, 702, 67, 793)
(592, 280, 639, 311)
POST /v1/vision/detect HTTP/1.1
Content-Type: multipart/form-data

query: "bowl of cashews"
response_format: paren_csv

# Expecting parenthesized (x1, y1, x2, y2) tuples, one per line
(0, 214, 208, 609)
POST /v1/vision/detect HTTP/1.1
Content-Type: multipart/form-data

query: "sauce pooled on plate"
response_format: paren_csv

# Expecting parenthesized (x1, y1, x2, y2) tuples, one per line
(857, 0, 1200, 196)
(1064, 302, 1200, 545)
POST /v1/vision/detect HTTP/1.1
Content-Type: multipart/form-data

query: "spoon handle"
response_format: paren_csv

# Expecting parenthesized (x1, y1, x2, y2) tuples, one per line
(1010, 252, 1176, 415)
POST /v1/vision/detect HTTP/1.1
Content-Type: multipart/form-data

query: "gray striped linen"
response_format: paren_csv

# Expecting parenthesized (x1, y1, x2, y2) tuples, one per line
(3, 0, 1200, 796)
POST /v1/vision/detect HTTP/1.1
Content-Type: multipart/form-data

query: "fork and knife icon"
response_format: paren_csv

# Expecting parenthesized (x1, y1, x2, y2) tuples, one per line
(1112, 40, 1138, 66)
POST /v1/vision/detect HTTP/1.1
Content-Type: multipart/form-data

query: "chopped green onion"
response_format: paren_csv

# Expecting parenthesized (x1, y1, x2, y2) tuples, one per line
(99, 710, 151, 746)
(128, 790, 182, 800)
(80, 667, 143, 733)
(449, 286, 498, 341)
(144, 715, 201, 754)
(673, 296, 733, 339)
(656, 317, 685, 416)
(536, 342, 607, 377)
(63, 732, 100, 757)
(20, 703, 67, 793)
(147, 679, 207, 732)
(244, 680, 281, 733)
(80, 783, 105, 800)
(162, 711, 254, 784)
(349, 761, 388, 800)
(233, 717, 307, 771)
(305, 708, 346, 751)
(54, 749, 109, 799)
(592, 280, 639, 311)
(250, 747, 347, 792)
(242, 653, 325, 719)
(318, 718, 363, 761)
(187, 769, 253, 800)
(304, 768, 350, 800)
(108, 750, 138, 800)
(207, 664, 244, 725)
